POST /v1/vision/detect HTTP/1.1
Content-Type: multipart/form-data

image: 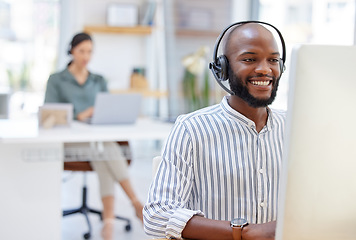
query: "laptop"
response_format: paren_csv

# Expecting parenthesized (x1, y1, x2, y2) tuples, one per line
(275, 44, 356, 240)
(88, 93, 142, 125)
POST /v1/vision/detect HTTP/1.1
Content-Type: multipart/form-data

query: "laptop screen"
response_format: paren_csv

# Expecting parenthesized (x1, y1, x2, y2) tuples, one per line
(89, 93, 142, 125)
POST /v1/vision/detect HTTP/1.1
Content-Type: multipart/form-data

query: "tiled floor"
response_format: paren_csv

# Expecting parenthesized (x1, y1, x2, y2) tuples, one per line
(61, 140, 162, 240)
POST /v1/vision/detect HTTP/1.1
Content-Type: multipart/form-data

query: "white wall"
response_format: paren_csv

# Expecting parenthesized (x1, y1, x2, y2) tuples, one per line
(165, 0, 252, 117)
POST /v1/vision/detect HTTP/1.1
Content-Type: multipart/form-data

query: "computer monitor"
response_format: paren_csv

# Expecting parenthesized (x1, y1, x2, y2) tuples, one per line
(0, 93, 9, 119)
(276, 44, 356, 240)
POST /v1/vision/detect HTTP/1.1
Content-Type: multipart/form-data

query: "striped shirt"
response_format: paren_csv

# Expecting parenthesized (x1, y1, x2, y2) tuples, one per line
(143, 96, 286, 239)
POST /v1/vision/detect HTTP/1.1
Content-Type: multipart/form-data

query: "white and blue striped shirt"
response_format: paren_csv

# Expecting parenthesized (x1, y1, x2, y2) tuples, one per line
(144, 96, 286, 239)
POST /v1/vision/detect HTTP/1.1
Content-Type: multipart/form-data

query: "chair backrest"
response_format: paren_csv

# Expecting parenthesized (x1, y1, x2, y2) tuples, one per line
(64, 161, 93, 171)
(116, 141, 132, 165)
(152, 156, 162, 177)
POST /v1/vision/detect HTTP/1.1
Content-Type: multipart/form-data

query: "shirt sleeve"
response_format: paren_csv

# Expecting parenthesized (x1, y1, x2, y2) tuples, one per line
(44, 74, 60, 103)
(143, 118, 205, 239)
(100, 75, 108, 92)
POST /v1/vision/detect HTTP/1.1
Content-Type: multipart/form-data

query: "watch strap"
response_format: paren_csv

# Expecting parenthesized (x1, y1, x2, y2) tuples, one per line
(231, 226, 242, 240)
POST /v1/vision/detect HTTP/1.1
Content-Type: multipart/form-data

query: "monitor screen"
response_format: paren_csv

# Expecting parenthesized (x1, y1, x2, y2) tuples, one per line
(276, 44, 356, 240)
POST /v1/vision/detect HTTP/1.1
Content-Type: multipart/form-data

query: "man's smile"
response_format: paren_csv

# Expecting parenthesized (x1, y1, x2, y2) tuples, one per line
(249, 80, 272, 86)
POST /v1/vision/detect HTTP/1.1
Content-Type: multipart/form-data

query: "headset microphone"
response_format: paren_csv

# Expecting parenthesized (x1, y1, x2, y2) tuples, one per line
(209, 20, 286, 95)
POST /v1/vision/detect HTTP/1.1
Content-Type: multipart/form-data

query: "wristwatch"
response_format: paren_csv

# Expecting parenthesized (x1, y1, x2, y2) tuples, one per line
(230, 218, 248, 240)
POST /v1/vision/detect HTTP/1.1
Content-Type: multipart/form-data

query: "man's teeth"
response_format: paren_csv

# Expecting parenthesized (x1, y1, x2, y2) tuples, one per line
(251, 81, 270, 86)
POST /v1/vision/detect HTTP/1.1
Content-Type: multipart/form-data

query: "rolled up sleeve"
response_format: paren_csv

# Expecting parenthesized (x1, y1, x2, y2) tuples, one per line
(166, 208, 204, 238)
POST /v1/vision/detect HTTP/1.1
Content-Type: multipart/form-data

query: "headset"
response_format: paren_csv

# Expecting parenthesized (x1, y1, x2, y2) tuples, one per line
(67, 45, 72, 55)
(67, 33, 92, 55)
(209, 20, 286, 95)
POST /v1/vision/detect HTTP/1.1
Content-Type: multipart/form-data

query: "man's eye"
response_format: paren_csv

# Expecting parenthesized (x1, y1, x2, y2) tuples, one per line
(242, 58, 255, 62)
(270, 58, 280, 63)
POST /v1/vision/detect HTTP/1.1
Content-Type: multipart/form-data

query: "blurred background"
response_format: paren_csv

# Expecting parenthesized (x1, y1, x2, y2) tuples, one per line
(0, 0, 355, 121)
(1, 1, 355, 239)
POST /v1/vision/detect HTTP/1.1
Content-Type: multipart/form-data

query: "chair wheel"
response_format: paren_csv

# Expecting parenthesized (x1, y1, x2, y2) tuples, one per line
(125, 224, 131, 231)
(83, 232, 91, 239)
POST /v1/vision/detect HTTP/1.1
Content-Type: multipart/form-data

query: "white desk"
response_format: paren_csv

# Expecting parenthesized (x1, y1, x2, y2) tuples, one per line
(0, 118, 173, 240)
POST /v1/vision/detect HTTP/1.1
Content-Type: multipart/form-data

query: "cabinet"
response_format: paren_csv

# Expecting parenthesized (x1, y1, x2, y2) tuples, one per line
(173, 0, 231, 35)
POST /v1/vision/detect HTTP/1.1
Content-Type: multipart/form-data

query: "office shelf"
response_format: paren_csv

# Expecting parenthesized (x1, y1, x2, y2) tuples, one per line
(110, 89, 168, 98)
(175, 29, 220, 38)
(83, 25, 153, 35)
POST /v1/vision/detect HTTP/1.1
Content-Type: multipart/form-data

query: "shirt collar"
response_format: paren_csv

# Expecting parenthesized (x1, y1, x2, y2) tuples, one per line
(220, 96, 273, 132)
(61, 68, 93, 86)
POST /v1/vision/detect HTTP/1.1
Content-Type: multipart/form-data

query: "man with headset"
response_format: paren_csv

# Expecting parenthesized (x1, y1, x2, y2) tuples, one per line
(143, 21, 286, 240)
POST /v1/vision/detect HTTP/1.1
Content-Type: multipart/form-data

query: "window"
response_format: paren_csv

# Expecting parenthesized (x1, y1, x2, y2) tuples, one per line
(256, 0, 355, 110)
(258, 0, 355, 45)
(0, 0, 60, 117)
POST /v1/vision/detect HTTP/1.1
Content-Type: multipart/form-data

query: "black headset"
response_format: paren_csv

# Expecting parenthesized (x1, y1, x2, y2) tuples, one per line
(209, 20, 286, 95)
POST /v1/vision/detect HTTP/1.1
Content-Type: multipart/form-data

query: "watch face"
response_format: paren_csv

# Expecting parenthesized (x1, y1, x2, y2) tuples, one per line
(231, 218, 248, 227)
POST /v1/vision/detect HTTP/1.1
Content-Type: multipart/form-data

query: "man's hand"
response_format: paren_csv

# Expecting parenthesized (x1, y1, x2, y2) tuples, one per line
(242, 221, 276, 240)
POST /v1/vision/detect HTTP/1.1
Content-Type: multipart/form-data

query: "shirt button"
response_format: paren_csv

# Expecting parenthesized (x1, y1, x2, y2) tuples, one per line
(259, 169, 264, 174)
(248, 122, 254, 128)
(260, 202, 265, 207)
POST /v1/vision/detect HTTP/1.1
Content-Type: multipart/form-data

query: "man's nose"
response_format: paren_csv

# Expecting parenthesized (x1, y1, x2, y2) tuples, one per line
(255, 60, 272, 75)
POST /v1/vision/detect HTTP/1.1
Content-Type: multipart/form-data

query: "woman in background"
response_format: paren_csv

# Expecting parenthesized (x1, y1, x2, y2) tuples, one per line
(44, 32, 143, 239)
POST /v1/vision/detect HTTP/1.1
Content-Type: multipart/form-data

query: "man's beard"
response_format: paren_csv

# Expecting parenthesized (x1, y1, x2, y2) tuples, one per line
(228, 69, 280, 108)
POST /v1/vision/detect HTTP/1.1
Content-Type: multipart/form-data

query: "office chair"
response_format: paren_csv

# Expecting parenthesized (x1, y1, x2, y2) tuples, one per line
(63, 141, 132, 240)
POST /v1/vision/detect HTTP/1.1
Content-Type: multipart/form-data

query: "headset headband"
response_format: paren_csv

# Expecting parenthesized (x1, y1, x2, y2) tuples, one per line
(212, 20, 286, 65)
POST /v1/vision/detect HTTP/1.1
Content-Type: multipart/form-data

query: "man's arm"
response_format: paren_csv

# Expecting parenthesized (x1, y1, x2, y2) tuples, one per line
(143, 120, 203, 239)
(242, 221, 276, 240)
(182, 216, 276, 240)
(182, 216, 233, 240)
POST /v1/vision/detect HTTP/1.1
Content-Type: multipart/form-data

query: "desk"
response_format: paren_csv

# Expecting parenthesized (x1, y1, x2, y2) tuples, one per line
(0, 118, 173, 240)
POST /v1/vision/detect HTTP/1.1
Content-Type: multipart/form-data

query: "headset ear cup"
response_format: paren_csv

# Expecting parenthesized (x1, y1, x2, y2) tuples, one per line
(67, 42, 72, 55)
(217, 55, 229, 81)
(278, 58, 285, 74)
